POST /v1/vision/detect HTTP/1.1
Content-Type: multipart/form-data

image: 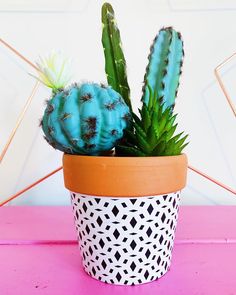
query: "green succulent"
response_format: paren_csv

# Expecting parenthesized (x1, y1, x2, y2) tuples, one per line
(116, 84, 189, 156)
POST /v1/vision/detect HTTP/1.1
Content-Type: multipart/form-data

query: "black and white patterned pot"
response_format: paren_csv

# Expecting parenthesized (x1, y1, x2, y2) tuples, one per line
(70, 191, 181, 285)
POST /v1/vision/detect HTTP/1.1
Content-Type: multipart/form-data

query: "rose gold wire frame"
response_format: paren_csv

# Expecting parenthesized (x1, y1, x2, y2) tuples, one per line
(0, 38, 63, 206)
(0, 39, 235, 207)
(0, 81, 39, 163)
(188, 165, 235, 195)
(0, 38, 40, 163)
(214, 52, 236, 116)
(0, 38, 39, 71)
(0, 167, 63, 206)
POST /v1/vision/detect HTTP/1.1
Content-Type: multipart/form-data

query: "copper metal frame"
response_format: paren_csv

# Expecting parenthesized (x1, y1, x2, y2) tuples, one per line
(0, 40, 235, 207)
(0, 38, 39, 164)
(188, 165, 235, 195)
(0, 167, 63, 206)
(0, 81, 39, 163)
(214, 52, 236, 116)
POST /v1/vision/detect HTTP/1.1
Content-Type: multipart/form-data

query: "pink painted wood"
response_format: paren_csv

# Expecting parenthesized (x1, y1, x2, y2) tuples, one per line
(0, 206, 236, 294)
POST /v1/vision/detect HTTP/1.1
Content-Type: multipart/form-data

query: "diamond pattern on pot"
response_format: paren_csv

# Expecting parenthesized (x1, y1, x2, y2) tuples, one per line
(71, 192, 181, 285)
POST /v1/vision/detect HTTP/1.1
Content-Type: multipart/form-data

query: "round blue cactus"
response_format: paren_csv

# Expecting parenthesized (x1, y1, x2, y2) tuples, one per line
(41, 83, 130, 155)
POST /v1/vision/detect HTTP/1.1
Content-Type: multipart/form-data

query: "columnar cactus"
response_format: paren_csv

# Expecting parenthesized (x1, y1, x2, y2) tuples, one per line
(41, 83, 130, 155)
(102, 3, 132, 111)
(142, 27, 184, 111)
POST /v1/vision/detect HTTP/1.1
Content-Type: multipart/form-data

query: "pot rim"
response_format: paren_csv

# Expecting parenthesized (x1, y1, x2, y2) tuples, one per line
(63, 153, 188, 197)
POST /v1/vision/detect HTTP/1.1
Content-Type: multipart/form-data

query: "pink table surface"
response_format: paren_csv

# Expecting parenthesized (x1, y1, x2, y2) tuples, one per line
(1, 206, 236, 295)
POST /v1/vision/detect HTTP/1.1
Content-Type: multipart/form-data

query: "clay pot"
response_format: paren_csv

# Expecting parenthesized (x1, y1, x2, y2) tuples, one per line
(63, 154, 187, 285)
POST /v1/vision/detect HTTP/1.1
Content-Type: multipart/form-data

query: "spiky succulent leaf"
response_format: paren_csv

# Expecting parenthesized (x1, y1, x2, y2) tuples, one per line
(151, 141, 166, 156)
(147, 124, 157, 148)
(165, 124, 178, 142)
(142, 27, 184, 111)
(133, 121, 146, 139)
(140, 105, 151, 132)
(178, 142, 189, 154)
(125, 129, 139, 146)
(174, 134, 189, 150)
(132, 112, 142, 126)
(102, 3, 132, 110)
(135, 132, 152, 154)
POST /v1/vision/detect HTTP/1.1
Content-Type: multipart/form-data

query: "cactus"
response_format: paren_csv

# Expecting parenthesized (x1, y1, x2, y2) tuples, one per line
(142, 27, 184, 111)
(42, 83, 130, 155)
(102, 3, 132, 111)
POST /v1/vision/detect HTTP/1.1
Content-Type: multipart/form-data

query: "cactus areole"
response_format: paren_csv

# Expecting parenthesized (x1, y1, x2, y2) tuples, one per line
(42, 83, 130, 155)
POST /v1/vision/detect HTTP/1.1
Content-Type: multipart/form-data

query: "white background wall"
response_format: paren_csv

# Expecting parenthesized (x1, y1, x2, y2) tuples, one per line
(0, 0, 235, 206)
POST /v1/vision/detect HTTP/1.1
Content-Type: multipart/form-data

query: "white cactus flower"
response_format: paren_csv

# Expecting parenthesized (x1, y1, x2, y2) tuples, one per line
(34, 51, 73, 90)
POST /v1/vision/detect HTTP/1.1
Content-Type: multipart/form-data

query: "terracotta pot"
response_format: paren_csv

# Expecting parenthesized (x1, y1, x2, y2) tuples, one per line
(63, 154, 188, 285)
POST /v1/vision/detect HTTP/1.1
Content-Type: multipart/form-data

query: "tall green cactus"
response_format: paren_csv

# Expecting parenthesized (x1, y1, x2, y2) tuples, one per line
(102, 2, 132, 111)
(142, 27, 184, 111)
